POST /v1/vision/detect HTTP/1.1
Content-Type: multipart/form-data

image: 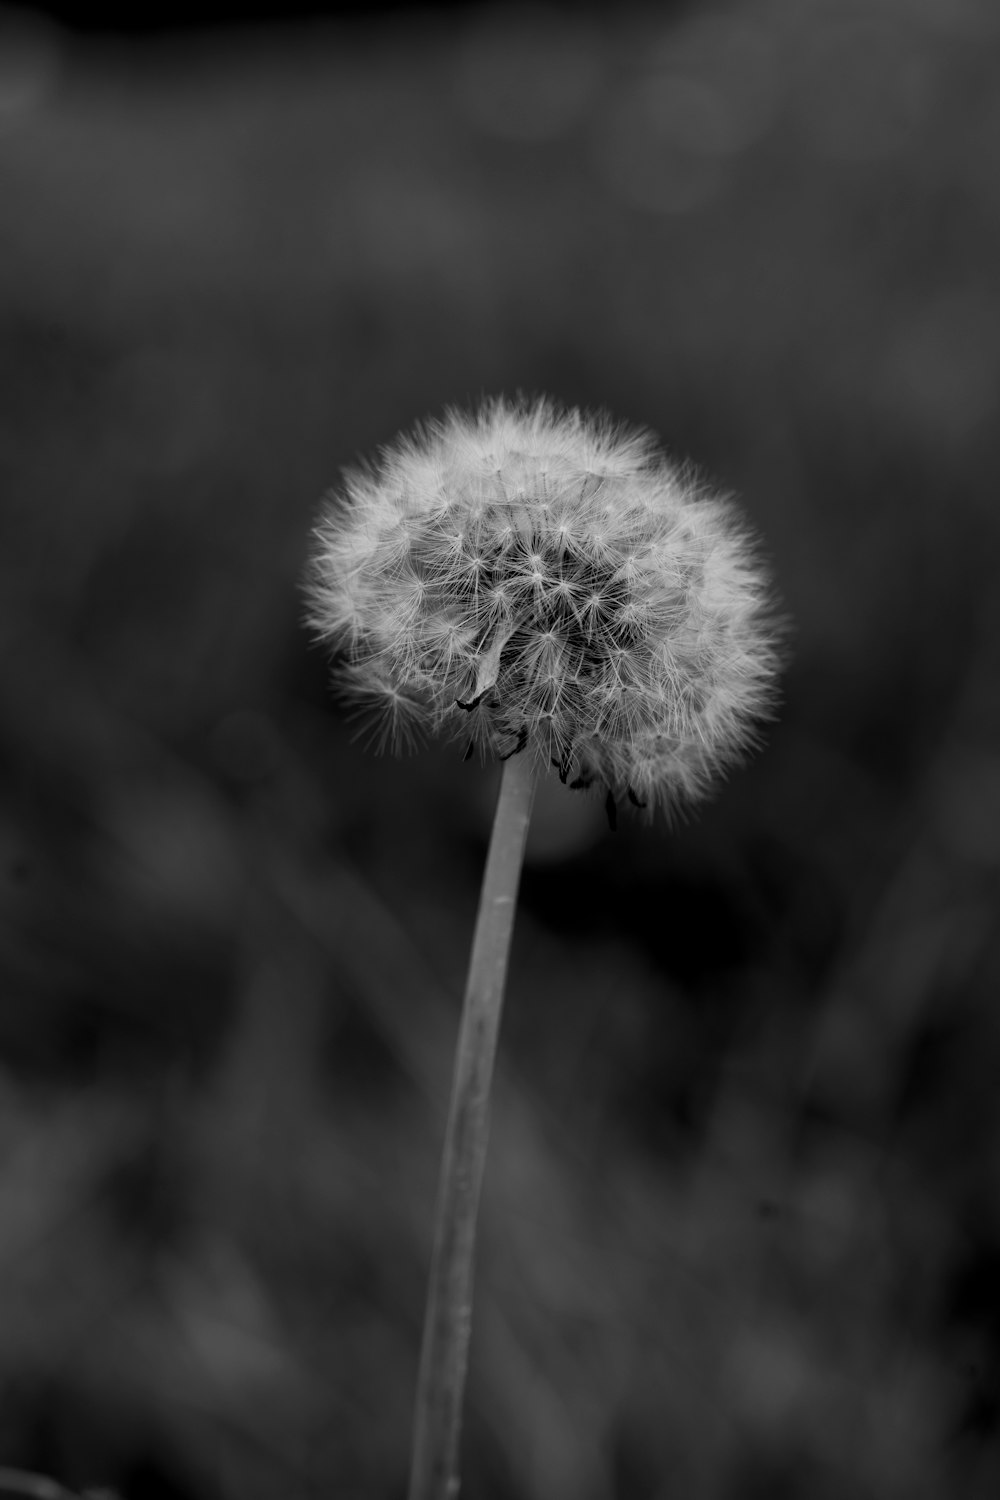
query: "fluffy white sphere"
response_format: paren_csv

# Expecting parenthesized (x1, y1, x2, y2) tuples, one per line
(306, 397, 784, 817)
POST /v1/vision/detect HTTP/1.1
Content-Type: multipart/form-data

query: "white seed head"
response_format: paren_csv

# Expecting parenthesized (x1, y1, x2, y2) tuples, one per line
(306, 397, 784, 816)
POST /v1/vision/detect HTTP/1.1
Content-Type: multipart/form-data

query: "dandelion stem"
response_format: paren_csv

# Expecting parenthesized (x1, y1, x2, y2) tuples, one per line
(408, 749, 537, 1500)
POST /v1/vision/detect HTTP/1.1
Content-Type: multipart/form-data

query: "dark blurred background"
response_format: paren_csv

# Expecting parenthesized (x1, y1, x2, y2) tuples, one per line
(2, 1, 1000, 1496)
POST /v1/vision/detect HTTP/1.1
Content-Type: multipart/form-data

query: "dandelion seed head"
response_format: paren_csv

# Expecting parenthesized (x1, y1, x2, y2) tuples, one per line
(306, 396, 784, 816)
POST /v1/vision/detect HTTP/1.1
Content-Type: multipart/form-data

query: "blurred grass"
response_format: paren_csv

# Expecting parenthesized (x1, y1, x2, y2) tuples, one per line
(2, 1, 1000, 1496)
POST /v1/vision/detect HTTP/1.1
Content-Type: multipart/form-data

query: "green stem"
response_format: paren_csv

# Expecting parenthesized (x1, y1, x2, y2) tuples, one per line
(407, 750, 537, 1500)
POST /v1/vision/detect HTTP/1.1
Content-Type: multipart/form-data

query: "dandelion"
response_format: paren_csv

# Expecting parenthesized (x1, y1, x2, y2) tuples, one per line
(305, 396, 784, 1500)
(308, 397, 781, 816)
